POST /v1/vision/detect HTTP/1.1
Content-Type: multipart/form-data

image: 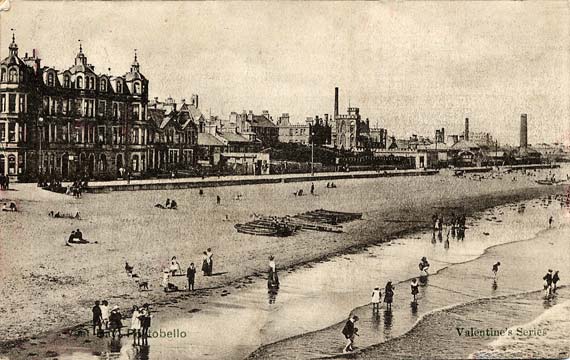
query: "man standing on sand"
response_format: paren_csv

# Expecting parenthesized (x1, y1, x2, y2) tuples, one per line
(310, 183, 315, 195)
(187, 263, 196, 291)
(549, 216, 553, 228)
(341, 315, 359, 353)
(92, 301, 102, 335)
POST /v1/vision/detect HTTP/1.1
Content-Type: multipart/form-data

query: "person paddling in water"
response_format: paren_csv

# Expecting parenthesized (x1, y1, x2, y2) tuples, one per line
(543, 269, 553, 298)
(410, 278, 419, 303)
(419, 257, 430, 275)
(341, 315, 359, 353)
(384, 281, 395, 310)
(552, 270, 560, 293)
(492, 262, 501, 279)
(371, 287, 381, 313)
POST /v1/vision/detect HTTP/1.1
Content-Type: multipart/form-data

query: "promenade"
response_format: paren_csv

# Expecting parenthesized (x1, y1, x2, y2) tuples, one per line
(84, 168, 440, 193)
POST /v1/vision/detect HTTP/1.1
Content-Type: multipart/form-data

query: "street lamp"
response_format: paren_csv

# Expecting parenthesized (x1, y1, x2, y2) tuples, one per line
(38, 116, 44, 175)
(311, 131, 315, 176)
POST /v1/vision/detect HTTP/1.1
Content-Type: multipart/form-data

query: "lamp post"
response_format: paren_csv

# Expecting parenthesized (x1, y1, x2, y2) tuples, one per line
(311, 131, 315, 176)
(38, 116, 43, 175)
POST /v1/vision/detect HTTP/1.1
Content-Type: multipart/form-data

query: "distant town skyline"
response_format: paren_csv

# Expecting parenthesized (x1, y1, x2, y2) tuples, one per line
(2, 1, 568, 145)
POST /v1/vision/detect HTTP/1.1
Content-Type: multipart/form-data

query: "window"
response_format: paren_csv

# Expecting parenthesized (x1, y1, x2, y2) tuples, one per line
(62, 99, 68, 115)
(47, 73, 55, 86)
(112, 102, 119, 120)
(9, 68, 17, 83)
(0, 95, 5, 112)
(19, 96, 25, 113)
(64, 75, 70, 88)
(98, 100, 106, 116)
(97, 126, 105, 144)
(100, 79, 107, 92)
(76, 76, 83, 89)
(133, 104, 140, 120)
(116, 81, 122, 93)
(1, 68, 6, 82)
(0, 122, 5, 141)
(8, 94, 16, 113)
(8, 123, 15, 142)
(83, 99, 95, 117)
(134, 82, 140, 94)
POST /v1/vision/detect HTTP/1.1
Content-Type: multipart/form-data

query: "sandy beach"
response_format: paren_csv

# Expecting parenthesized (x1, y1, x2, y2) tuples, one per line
(0, 168, 568, 359)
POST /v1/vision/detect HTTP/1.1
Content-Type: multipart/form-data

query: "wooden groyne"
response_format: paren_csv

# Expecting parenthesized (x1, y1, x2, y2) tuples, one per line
(84, 169, 439, 193)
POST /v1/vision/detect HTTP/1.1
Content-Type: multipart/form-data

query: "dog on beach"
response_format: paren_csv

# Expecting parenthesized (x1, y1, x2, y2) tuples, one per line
(135, 279, 150, 291)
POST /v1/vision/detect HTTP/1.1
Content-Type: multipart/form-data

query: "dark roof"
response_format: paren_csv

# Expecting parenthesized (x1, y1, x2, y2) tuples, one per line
(148, 108, 165, 128)
(198, 133, 224, 146)
(1, 54, 26, 67)
(124, 71, 146, 82)
(249, 115, 276, 128)
(67, 63, 96, 75)
(219, 133, 250, 143)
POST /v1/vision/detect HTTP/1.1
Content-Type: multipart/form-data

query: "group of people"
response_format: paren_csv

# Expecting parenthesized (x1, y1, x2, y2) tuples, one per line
(543, 269, 561, 298)
(154, 198, 178, 210)
(326, 182, 337, 188)
(0, 173, 9, 190)
(67, 229, 89, 244)
(91, 300, 151, 342)
(66, 179, 88, 198)
(49, 211, 80, 219)
(160, 254, 206, 292)
(202, 248, 214, 276)
(1, 201, 17, 212)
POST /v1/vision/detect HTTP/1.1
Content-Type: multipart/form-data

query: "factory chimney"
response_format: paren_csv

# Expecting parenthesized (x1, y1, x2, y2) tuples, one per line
(520, 114, 528, 148)
(464, 118, 470, 141)
(334, 87, 339, 119)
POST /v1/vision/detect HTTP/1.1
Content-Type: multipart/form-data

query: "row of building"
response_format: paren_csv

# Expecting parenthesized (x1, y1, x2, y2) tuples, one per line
(0, 35, 553, 181)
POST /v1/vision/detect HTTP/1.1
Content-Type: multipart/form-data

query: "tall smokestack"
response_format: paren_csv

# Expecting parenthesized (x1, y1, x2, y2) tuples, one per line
(334, 87, 339, 119)
(464, 118, 469, 141)
(520, 114, 528, 148)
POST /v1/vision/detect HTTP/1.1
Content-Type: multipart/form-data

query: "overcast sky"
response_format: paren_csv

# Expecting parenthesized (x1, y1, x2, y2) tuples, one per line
(1, 1, 569, 145)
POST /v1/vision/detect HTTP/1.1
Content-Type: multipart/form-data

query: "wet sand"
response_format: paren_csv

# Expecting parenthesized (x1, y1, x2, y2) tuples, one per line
(250, 198, 570, 359)
(0, 169, 568, 359)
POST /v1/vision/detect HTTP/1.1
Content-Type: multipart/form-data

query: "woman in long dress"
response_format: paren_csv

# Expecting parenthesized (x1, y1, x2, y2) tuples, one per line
(206, 248, 214, 275)
(202, 251, 210, 276)
(268, 256, 279, 288)
(384, 281, 395, 310)
(130, 305, 141, 343)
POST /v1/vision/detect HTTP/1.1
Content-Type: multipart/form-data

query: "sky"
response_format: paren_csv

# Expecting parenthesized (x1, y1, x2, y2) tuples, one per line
(1, 1, 569, 145)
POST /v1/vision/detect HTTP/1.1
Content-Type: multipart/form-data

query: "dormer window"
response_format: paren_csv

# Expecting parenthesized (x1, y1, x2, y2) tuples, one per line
(77, 76, 83, 89)
(134, 82, 140, 94)
(8, 68, 17, 83)
(64, 75, 70, 88)
(116, 81, 122, 93)
(100, 79, 107, 92)
(47, 73, 55, 87)
(0, 68, 6, 82)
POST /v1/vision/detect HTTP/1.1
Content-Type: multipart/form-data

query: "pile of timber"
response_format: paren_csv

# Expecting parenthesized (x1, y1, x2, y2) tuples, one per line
(293, 209, 362, 225)
(235, 209, 362, 237)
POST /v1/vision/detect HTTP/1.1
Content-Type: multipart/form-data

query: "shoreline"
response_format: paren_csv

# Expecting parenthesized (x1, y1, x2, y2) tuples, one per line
(0, 179, 567, 359)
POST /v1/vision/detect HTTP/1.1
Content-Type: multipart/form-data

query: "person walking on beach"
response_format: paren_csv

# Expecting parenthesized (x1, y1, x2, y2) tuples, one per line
(187, 263, 196, 291)
(552, 271, 560, 293)
(492, 262, 501, 279)
(130, 305, 141, 343)
(310, 183, 315, 195)
(92, 301, 103, 335)
(543, 269, 553, 297)
(206, 248, 214, 275)
(371, 287, 381, 313)
(216, 195, 221, 205)
(548, 216, 554, 228)
(384, 281, 395, 310)
(109, 306, 123, 338)
(341, 315, 359, 353)
(410, 278, 419, 303)
(100, 300, 110, 330)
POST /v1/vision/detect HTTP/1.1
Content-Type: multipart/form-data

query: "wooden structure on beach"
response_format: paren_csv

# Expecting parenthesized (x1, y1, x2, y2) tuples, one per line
(235, 209, 362, 237)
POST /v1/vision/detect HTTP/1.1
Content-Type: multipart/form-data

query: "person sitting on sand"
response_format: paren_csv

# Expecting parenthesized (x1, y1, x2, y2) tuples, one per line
(169, 199, 177, 210)
(165, 199, 171, 208)
(419, 257, 430, 275)
(1, 202, 16, 212)
(154, 203, 166, 209)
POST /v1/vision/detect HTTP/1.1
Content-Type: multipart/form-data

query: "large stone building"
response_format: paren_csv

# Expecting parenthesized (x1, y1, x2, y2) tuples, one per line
(0, 36, 202, 181)
(277, 113, 310, 145)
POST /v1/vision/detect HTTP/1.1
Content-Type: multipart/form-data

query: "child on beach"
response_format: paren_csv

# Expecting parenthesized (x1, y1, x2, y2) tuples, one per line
(187, 263, 196, 291)
(341, 315, 359, 353)
(130, 305, 141, 343)
(552, 271, 560, 293)
(410, 279, 419, 302)
(492, 262, 501, 279)
(100, 300, 110, 330)
(371, 287, 381, 313)
(109, 306, 123, 338)
(543, 269, 553, 298)
(92, 301, 102, 335)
